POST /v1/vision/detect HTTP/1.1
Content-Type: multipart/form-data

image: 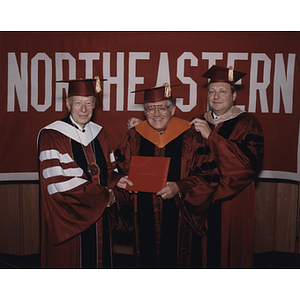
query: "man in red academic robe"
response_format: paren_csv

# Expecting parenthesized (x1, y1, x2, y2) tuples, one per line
(38, 78, 126, 268)
(190, 65, 264, 268)
(114, 84, 219, 268)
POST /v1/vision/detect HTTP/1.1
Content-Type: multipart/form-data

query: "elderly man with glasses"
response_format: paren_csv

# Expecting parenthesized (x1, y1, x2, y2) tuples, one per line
(114, 84, 219, 268)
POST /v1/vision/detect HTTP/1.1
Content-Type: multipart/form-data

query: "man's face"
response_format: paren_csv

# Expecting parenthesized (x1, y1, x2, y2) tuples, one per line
(207, 82, 237, 116)
(66, 95, 95, 128)
(144, 100, 176, 132)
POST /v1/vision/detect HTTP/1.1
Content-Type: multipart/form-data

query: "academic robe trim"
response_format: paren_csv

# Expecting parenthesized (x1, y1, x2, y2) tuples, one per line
(135, 117, 191, 148)
(38, 120, 102, 147)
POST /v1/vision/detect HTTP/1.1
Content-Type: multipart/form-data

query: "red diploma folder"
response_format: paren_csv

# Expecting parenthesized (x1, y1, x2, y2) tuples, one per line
(126, 156, 171, 193)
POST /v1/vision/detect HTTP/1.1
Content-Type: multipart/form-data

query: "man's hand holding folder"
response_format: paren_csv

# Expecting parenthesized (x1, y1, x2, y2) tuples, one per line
(124, 156, 178, 199)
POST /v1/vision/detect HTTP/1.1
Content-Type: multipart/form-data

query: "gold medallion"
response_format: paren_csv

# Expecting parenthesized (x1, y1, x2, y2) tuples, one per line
(87, 162, 100, 177)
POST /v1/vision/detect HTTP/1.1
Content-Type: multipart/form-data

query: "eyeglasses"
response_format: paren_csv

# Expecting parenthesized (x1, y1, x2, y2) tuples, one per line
(145, 105, 170, 114)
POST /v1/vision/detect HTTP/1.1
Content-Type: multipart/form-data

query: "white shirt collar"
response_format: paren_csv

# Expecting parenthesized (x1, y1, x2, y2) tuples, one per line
(70, 115, 86, 132)
(212, 111, 219, 119)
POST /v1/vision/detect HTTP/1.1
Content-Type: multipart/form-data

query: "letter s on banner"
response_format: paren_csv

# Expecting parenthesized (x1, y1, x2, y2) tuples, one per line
(176, 52, 198, 112)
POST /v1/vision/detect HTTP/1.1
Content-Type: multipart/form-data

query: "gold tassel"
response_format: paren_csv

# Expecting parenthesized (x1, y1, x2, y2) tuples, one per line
(95, 76, 101, 93)
(164, 83, 171, 98)
(228, 66, 234, 82)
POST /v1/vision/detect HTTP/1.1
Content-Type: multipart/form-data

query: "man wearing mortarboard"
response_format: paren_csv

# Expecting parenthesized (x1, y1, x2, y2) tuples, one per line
(190, 65, 264, 268)
(114, 83, 219, 268)
(38, 77, 128, 268)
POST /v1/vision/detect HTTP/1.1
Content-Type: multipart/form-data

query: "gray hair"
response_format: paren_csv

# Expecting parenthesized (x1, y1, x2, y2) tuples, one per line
(230, 85, 237, 94)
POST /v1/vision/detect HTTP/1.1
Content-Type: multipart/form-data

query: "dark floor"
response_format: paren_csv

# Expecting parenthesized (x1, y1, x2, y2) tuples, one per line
(0, 252, 137, 269)
(1, 251, 300, 268)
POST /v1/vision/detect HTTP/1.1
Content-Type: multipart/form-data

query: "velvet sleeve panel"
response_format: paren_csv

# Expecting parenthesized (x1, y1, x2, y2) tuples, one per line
(39, 129, 110, 245)
(175, 127, 219, 234)
(209, 113, 264, 202)
(112, 129, 140, 232)
(114, 128, 141, 173)
(97, 128, 123, 189)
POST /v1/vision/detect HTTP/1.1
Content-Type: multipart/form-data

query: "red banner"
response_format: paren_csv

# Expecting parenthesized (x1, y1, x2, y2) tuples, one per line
(0, 31, 299, 181)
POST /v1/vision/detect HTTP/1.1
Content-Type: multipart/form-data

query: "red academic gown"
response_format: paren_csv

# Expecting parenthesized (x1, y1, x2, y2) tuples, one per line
(198, 107, 264, 268)
(38, 116, 121, 268)
(114, 117, 219, 268)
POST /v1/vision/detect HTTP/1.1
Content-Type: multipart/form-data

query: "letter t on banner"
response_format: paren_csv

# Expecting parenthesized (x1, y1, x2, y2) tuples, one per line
(127, 52, 150, 111)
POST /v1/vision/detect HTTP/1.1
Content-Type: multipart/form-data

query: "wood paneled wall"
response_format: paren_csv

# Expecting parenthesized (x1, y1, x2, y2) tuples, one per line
(0, 180, 299, 255)
(0, 182, 39, 255)
(254, 180, 299, 254)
